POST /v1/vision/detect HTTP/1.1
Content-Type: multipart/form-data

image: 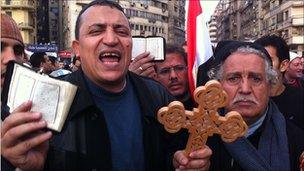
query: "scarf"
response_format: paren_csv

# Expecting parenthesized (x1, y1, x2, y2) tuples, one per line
(223, 100, 290, 171)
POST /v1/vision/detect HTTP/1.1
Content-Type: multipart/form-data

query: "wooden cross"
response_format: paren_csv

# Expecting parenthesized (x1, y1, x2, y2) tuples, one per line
(158, 80, 248, 155)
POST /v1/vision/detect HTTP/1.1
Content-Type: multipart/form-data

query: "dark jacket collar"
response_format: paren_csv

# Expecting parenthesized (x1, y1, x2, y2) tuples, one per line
(63, 70, 160, 120)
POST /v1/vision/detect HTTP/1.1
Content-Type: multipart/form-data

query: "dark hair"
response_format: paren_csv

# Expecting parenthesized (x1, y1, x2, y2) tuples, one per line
(165, 44, 187, 64)
(29, 52, 47, 68)
(75, 0, 125, 40)
(48, 56, 57, 65)
(254, 34, 290, 62)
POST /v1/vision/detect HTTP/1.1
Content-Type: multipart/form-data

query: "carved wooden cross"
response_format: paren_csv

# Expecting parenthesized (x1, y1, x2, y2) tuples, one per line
(158, 80, 248, 155)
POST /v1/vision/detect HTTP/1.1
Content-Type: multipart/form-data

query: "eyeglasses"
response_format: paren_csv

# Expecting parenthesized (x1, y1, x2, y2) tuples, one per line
(157, 65, 187, 76)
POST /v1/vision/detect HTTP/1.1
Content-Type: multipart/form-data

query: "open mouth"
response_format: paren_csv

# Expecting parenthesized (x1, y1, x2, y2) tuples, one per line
(99, 51, 121, 64)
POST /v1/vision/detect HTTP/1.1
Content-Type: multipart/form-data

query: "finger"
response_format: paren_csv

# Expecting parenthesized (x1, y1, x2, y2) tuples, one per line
(174, 150, 189, 166)
(189, 146, 212, 159)
(132, 52, 150, 62)
(1, 112, 42, 137)
(141, 62, 155, 71)
(2, 120, 48, 148)
(184, 158, 208, 169)
(132, 55, 154, 69)
(5, 131, 52, 157)
(12, 101, 32, 113)
(141, 66, 156, 77)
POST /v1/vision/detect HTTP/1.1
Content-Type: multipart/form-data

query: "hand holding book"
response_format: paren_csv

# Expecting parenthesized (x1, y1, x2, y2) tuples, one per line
(132, 36, 165, 61)
(1, 62, 77, 132)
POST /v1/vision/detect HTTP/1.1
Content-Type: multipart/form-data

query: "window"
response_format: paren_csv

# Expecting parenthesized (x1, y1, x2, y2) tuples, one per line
(277, 12, 283, 23)
(5, 0, 11, 5)
(284, 10, 289, 20)
(5, 11, 12, 17)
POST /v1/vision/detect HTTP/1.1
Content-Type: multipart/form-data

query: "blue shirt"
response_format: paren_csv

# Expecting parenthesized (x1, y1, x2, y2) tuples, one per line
(85, 76, 145, 171)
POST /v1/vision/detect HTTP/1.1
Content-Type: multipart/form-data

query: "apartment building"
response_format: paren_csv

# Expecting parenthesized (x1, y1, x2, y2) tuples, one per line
(208, 15, 217, 46)
(57, 0, 185, 50)
(1, 0, 185, 51)
(1, 0, 37, 44)
(213, 0, 304, 54)
(261, 0, 304, 52)
(167, 0, 185, 45)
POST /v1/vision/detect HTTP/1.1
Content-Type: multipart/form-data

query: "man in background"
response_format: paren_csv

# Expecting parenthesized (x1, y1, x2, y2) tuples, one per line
(29, 52, 53, 74)
(255, 35, 304, 129)
(1, 13, 25, 88)
(155, 44, 195, 110)
(1, 13, 29, 171)
(284, 52, 304, 88)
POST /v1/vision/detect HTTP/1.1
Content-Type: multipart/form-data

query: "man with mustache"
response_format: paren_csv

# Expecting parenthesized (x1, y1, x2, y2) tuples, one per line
(154, 44, 195, 110)
(1, 1, 211, 170)
(207, 41, 304, 171)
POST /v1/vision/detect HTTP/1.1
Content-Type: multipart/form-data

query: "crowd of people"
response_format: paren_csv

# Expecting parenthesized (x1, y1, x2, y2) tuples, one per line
(1, 0, 304, 170)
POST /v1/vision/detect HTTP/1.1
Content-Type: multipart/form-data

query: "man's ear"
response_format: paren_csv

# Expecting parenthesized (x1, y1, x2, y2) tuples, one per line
(72, 40, 80, 58)
(280, 59, 289, 72)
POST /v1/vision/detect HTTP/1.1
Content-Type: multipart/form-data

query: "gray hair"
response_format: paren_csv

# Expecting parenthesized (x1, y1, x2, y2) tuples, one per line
(208, 46, 278, 85)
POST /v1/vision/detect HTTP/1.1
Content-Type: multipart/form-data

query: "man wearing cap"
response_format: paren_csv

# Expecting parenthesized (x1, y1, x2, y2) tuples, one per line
(284, 52, 304, 88)
(1, 13, 25, 88)
(0, 13, 37, 171)
(207, 40, 304, 171)
(255, 35, 304, 130)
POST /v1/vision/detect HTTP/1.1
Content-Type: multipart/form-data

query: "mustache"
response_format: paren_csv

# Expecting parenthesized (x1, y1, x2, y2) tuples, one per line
(168, 78, 179, 85)
(232, 95, 259, 105)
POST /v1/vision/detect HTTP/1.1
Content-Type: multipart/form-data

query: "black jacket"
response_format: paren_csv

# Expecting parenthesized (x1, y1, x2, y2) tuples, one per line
(45, 70, 187, 171)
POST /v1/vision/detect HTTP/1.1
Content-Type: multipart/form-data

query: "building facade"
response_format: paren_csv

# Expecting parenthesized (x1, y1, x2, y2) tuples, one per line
(212, 0, 304, 54)
(1, 0, 185, 51)
(208, 15, 218, 46)
(59, 0, 185, 50)
(1, 0, 37, 44)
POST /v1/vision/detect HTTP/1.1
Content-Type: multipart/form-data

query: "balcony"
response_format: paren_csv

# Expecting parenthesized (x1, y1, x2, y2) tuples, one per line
(292, 1, 304, 7)
(292, 16, 304, 26)
(1, 0, 35, 10)
(262, 0, 271, 8)
(18, 22, 34, 31)
(291, 36, 304, 44)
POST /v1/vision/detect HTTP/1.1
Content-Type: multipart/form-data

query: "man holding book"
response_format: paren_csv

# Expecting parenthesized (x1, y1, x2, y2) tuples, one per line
(1, 1, 212, 170)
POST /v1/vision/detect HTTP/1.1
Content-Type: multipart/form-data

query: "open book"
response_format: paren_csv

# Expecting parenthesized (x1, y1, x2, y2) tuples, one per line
(132, 36, 165, 61)
(2, 62, 77, 132)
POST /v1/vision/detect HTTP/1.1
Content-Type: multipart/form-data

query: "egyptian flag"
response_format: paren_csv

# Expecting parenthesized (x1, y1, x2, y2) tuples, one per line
(186, 0, 213, 95)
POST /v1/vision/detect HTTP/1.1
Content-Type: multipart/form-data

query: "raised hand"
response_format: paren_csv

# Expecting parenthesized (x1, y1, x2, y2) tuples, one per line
(129, 52, 156, 78)
(1, 101, 52, 171)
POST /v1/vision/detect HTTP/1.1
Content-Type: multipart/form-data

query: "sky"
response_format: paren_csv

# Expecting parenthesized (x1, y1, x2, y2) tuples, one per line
(185, 0, 220, 21)
(200, 0, 220, 20)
